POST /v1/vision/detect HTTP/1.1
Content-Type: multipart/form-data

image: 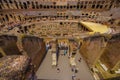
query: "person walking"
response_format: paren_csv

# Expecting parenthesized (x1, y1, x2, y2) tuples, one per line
(78, 58, 81, 62)
(72, 74, 76, 80)
(57, 68, 60, 73)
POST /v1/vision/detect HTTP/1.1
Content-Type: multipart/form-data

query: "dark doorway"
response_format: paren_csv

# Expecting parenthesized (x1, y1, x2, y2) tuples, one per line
(0, 52, 3, 58)
(23, 2, 27, 9)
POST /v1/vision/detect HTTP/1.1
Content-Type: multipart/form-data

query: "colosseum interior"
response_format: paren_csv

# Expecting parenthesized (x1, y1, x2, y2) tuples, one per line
(0, 0, 120, 80)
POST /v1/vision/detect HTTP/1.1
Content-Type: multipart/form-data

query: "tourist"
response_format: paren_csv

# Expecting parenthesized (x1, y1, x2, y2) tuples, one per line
(57, 68, 60, 73)
(78, 58, 81, 62)
(72, 68, 74, 72)
(46, 43, 50, 51)
(72, 74, 76, 80)
(71, 67, 75, 72)
(75, 68, 78, 73)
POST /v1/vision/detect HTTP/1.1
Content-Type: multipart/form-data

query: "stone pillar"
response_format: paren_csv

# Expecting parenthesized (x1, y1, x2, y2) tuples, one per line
(17, 35, 27, 55)
(0, 47, 6, 56)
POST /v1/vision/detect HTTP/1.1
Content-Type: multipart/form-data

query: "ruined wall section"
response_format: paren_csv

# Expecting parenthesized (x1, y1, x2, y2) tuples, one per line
(0, 35, 21, 55)
(80, 36, 106, 67)
(100, 33, 120, 70)
(22, 36, 46, 71)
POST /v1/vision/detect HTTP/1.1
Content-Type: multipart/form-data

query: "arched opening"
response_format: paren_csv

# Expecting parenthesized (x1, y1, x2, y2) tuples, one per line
(81, 5, 83, 8)
(0, 0, 2, 3)
(109, 4, 112, 9)
(44, 5, 47, 9)
(73, 5, 76, 8)
(54, 6, 56, 9)
(9, 14, 13, 18)
(0, 53, 3, 58)
(84, 5, 87, 9)
(19, 2, 23, 9)
(100, 5, 103, 9)
(47, 5, 49, 9)
(96, 4, 99, 9)
(9, 0, 13, 3)
(5, 14, 9, 21)
(15, 1, 19, 9)
(50, 5, 53, 8)
(27, 1, 30, 4)
(92, 4, 95, 9)
(23, 2, 27, 9)
(35, 1, 39, 9)
(77, 5, 79, 9)
(0, 5, 2, 9)
(57, 6, 59, 9)
(40, 4, 43, 8)
(60, 6, 63, 9)
(2, 18, 5, 22)
(6, 3, 10, 8)
(32, 1, 35, 9)
(18, 16, 21, 21)
(70, 6, 72, 9)
(63, 6, 66, 9)
(104, 5, 108, 8)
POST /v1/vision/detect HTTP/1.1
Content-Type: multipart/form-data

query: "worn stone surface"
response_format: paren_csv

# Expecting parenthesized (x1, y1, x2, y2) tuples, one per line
(80, 36, 106, 67)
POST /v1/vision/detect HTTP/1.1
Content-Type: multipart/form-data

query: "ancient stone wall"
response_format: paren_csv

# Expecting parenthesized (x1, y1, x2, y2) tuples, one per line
(100, 33, 120, 70)
(0, 35, 21, 55)
(80, 36, 106, 67)
(22, 36, 46, 71)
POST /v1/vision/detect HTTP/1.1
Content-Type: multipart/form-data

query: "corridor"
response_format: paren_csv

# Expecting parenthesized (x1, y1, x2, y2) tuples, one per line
(36, 50, 95, 80)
